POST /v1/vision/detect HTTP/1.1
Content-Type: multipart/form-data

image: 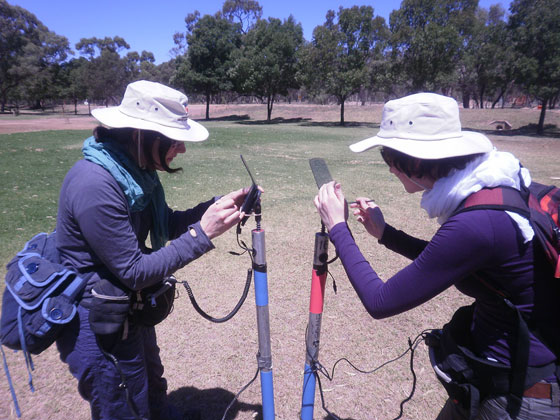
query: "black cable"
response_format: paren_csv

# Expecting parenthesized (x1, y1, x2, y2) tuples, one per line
(180, 268, 252, 323)
(180, 221, 255, 323)
(392, 337, 419, 420)
(315, 371, 341, 420)
(309, 330, 431, 420)
(220, 366, 260, 420)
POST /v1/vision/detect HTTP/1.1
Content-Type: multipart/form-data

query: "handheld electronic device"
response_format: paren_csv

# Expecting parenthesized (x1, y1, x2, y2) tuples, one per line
(240, 155, 261, 226)
(309, 158, 333, 189)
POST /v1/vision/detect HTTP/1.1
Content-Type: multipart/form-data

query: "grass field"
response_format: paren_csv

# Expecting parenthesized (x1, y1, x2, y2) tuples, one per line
(0, 104, 559, 420)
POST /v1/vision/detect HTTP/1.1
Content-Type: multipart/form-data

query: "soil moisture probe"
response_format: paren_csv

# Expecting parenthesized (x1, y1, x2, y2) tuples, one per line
(181, 156, 275, 420)
(300, 158, 334, 420)
(242, 155, 275, 420)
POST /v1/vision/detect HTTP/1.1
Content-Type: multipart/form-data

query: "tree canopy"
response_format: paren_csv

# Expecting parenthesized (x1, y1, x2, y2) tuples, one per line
(509, 0, 560, 134)
(233, 15, 304, 121)
(300, 6, 388, 125)
(0, 0, 70, 111)
(172, 12, 242, 119)
(389, 0, 477, 93)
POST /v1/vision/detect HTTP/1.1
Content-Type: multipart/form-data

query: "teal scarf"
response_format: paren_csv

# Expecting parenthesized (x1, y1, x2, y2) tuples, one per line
(82, 136, 169, 250)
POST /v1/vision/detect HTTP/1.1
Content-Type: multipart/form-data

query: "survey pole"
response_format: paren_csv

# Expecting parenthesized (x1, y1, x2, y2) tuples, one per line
(252, 202, 275, 420)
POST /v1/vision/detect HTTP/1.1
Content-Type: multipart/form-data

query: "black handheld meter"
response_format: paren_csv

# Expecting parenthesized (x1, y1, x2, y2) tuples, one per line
(240, 155, 261, 226)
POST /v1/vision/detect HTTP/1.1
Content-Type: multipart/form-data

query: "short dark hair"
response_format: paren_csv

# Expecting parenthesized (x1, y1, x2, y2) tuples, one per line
(93, 126, 182, 173)
(380, 147, 483, 180)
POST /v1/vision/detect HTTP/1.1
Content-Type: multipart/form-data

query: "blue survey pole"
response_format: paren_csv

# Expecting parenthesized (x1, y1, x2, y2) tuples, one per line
(252, 203, 275, 420)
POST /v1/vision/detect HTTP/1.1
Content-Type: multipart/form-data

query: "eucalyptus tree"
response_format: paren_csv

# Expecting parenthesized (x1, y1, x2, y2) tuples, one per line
(509, 0, 560, 134)
(76, 36, 131, 106)
(172, 12, 242, 119)
(57, 58, 89, 114)
(389, 0, 477, 93)
(222, 0, 262, 33)
(125, 51, 160, 82)
(459, 5, 514, 108)
(300, 6, 388, 125)
(0, 0, 70, 111)
(232, 15, 304, 122)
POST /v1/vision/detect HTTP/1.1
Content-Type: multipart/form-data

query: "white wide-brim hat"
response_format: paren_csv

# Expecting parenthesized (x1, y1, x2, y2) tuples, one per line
(349, 92, 492, 159)
(91, 80, 209, 142)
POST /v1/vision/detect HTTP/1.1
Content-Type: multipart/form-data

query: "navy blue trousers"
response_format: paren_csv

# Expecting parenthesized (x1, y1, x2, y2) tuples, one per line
(57, 305, 179, 420)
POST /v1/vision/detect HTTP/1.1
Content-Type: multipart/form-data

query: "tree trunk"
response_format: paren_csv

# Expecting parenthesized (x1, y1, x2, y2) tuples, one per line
(267, 94, 274, 122)
(462, 92, 470, 109)
(205, 92, 210, 120)
(492, 91, 503, 109)
(479, 87, 486, 109)
(340, 99, 345, 126)
(537, 99, 547, 135)
(74, 98, 78, 115)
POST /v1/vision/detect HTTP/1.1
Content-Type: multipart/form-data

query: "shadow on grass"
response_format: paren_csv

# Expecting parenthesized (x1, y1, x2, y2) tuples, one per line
(237, 116, 312, 125)
(301, 121, 379, 129)
(205, 114, 251, 122)
(235, 117, 379, 129)
(168, 385, 262, 420)
(463, 123, 560, 139)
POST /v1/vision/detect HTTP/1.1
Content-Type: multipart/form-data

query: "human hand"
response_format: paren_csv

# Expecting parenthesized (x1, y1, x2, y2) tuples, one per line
(200, 195, 242, 240)
(313, 181, 348, 231)
(223, 185, 264, 218)
(350, 197, 385, 239)
(200, 187, 263, 239)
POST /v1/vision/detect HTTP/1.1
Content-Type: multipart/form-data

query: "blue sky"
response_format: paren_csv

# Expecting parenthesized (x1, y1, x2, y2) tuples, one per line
(9, 0, 511, 64)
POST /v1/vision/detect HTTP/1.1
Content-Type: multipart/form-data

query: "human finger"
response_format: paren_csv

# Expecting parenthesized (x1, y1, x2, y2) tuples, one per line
(216, 197, 236, 209)
(313, 194, 320, 210)
(223, 210, 241, 225)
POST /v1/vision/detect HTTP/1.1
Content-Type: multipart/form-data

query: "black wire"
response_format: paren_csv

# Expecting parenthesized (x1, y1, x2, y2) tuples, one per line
(309, 330, 431, 420)
(220, 366, 260, 420)
(180, 268, 252, 323)
(392, 337, 418, 420)
(315, 372, 342, 420)
(180, 221, 255, 323)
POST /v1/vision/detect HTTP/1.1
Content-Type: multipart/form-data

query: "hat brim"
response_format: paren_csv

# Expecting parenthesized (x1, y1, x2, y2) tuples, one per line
(91, 107, 209, 142)
(349, 131, 493, 159)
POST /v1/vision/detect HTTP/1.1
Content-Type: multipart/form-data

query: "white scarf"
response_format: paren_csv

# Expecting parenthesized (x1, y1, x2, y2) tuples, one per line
(420, 149, 534, 242)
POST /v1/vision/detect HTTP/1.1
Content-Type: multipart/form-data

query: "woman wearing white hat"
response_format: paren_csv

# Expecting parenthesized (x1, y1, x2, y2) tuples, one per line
(55, 81, 253, 420)
(314, 93, 559, 420)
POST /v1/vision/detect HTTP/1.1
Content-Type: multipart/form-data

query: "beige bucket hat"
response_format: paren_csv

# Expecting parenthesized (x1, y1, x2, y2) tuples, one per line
(349, 93, 493, 159)
(91, 80, 209, 142)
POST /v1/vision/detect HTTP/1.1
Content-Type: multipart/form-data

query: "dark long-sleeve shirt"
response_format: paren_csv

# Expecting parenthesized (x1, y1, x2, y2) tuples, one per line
(329, 209, 558, 367)
(56, 159, 216, 304)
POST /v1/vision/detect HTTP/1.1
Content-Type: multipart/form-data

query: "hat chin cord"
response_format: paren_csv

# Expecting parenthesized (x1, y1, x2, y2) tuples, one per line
(405, 173, 431, 191)
(136, 130, 146, 169)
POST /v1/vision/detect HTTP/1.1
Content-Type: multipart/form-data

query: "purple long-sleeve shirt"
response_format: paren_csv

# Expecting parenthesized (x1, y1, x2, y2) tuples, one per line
(56, 159, 216, 304)
(329, 209, 558, 367)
